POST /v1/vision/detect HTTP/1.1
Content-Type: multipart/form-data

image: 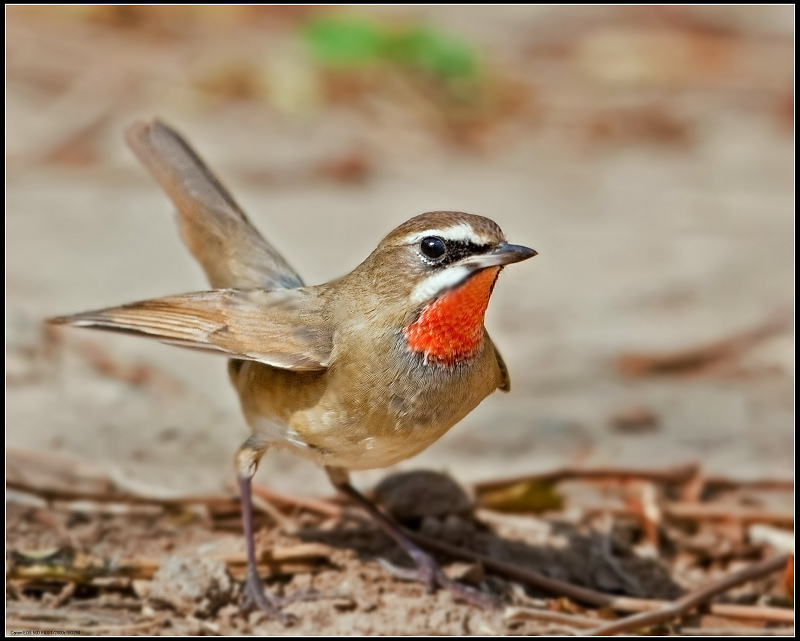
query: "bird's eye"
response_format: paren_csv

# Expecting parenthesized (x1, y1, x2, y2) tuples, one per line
(420, 236, 446, 260)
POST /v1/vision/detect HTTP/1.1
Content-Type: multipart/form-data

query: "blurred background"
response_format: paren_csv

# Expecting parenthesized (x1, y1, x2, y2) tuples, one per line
(7, 6, 794, 496)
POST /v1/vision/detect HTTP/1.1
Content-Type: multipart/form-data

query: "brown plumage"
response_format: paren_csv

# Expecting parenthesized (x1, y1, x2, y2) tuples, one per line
(52, 288, 332, 370)
(125, 120, 302, 290)
(50, 120, 537, 621)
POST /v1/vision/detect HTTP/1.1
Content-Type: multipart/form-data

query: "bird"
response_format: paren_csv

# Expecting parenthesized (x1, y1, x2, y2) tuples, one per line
(50, 120, 537, 622)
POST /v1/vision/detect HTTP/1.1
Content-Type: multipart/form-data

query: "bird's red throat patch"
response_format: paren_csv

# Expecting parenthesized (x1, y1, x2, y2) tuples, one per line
(404, 267, 500, 366)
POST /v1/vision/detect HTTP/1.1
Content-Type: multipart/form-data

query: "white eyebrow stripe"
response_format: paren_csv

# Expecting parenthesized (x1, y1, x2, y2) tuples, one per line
(401, 223, 489, 246)
(410, 265, 471, 304)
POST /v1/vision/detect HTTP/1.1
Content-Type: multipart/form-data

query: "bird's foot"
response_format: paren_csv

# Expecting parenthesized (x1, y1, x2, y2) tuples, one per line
(240, 568, 298, 626)
(378, 551, 497, 610)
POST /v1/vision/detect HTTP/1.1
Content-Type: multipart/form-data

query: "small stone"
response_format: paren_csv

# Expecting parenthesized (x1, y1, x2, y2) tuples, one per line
(375, 470, 473, 521)
(149, 554, 233, 617)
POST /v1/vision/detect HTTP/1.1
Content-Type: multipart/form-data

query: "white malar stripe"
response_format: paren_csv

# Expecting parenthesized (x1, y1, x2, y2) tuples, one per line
(401, 223, 488, 246)
(410, 265, 471, 304)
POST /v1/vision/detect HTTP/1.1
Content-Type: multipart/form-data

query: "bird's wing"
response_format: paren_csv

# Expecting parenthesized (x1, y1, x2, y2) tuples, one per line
(50, 288, 331, 371)
(126, 119, 303, 290)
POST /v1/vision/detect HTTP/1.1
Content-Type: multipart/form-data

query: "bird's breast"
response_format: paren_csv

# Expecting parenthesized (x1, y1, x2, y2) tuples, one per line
(287, 334, 502, 470)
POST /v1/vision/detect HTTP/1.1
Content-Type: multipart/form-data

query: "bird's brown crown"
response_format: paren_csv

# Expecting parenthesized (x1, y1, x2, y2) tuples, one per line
(379, 211, 506, 249)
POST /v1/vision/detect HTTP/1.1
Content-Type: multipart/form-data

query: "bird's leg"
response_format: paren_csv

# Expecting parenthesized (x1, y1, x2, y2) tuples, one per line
(236, 438, 295, 625)
(326, 467, 495, 609)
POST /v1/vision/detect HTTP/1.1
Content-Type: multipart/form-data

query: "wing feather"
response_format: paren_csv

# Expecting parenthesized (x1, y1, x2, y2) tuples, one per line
(50, 288, 331, 371)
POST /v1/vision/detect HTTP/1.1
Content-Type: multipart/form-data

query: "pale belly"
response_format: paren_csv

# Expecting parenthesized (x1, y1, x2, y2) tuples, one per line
(291, 358, 500, 470)
(295, 415, 459, 471)
(237, 337, 503, 471)
(247, 401, 457, 470)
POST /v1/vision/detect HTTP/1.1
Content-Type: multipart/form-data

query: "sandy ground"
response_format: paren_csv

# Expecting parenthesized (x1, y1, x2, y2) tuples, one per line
(6, 6, 794, 635)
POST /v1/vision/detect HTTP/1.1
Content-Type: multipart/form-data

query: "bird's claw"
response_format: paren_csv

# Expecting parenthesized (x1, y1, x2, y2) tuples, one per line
(377, 555, 498, 610)
(241, 569, 297, 626)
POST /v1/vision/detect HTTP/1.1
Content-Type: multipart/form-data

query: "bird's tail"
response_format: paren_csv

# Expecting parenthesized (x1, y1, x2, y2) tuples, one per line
(125, 120, 303, 290)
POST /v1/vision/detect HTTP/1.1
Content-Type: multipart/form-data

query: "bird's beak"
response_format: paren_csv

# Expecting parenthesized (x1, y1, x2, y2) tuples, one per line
(461, 243, 538, 269)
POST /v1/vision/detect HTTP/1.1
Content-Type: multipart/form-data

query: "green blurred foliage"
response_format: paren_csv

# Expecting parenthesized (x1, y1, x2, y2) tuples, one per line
(304, 16, 479, 81)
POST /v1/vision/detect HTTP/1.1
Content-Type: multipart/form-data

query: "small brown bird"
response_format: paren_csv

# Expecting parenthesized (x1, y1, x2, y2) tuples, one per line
(51, 120, 537, 622)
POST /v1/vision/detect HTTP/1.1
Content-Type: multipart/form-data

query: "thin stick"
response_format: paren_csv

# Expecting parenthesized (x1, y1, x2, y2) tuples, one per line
(664, 502, 794, 526)
(473, 463, 700, 493)
(504, 606, 600, 628)
(585, 553, 791, 635)
(50, 582, 77, 608)
(71, 621, 158, 634)
(575, 502, 794, 527)
(698, 604, 794, 623)
(703, 476, 795, 492)
(6, 479, 236, 509)
(3, 620, 156, 634)
(617, 312, 790, 378)
(677, 628, 794, 636)
(250, 492, 295, 533)
(592, 597, 794, 622)
(250, 483, 358, 520)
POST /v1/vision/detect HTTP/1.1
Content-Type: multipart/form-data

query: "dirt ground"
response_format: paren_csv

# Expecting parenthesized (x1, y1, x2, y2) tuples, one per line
(6, 6, 794, 635)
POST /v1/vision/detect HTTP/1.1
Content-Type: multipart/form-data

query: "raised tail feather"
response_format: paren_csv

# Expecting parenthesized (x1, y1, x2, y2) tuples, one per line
(125, 120, 303, 290)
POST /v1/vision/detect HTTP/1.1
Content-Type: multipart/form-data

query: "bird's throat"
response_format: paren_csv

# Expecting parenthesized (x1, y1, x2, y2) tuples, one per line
(404, 267, 500, 366)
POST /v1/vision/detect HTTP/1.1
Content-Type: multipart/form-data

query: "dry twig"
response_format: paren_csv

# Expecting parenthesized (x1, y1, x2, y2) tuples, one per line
(585, 553, 791, 635)
(6, 478, 237, 510)
(504, 605, 601, 628)
(617, 312, 790, 378)
(665, 502, 794, 526)
(677, 628, 794, 636)
(703, 476, 795, 493)
(251, 483, 363, 521)
(473, 463, 700, 494)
